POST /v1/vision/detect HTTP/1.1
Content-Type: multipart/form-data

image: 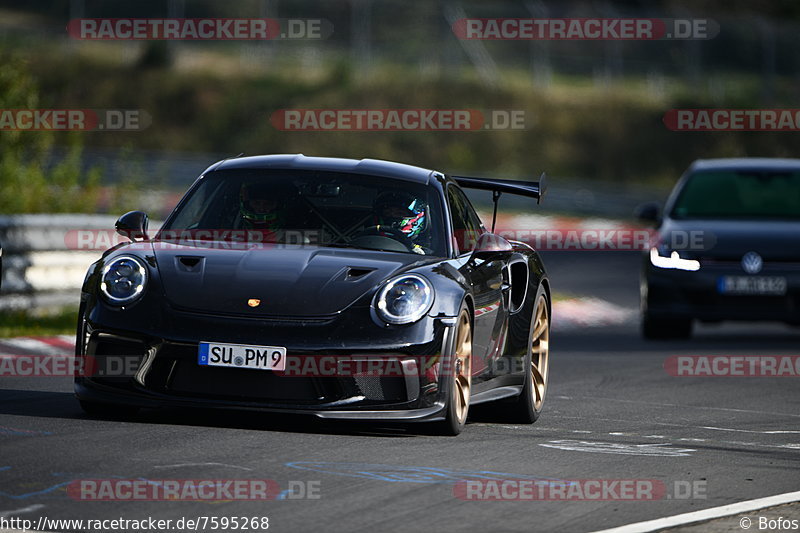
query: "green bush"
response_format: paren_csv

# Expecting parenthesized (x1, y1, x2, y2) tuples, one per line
(0, 55, 103, 213)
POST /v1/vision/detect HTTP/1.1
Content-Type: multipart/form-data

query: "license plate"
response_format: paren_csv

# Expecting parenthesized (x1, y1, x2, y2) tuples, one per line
(198, 342, 286, 371)
(717, 276, 788, 296)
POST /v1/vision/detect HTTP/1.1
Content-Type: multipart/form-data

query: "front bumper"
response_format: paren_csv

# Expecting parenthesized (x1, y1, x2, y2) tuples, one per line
(643, 262, 800, 322)
(74, 380, 448, 421)
(75, 300, 458, 422)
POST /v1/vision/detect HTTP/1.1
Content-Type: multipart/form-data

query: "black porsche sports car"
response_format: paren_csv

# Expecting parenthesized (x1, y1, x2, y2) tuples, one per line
(75, 155, 550, 435)
(638, 158, 800, 339)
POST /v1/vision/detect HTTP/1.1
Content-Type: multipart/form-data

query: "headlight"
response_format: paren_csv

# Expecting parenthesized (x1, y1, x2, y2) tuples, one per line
(100, 255, 148, 305)
(375, 274, 434, 325)
(649, 247, 700, 271)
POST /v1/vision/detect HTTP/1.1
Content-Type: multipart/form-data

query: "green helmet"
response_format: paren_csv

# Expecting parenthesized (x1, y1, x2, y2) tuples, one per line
(240, 182, 282, 227)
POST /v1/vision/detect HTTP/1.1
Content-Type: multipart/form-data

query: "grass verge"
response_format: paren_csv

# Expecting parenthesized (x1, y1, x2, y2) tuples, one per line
(0, 307, 78, 338)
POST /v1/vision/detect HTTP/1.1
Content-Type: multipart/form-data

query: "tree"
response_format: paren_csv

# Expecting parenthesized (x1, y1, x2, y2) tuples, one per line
(0, 55, 101, 213)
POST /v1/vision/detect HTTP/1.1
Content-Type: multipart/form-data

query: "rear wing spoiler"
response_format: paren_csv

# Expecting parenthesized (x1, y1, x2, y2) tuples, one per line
(453, 173, 547, 204)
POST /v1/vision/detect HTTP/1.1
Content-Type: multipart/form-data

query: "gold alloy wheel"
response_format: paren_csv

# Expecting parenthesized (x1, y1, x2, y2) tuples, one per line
(530, 295, 550, 412)
(453, 310, 472, 425)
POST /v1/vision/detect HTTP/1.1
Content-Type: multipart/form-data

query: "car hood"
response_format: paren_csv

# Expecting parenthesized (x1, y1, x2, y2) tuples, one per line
(151, 242, 432, 317)
(660, 218, 800, 261)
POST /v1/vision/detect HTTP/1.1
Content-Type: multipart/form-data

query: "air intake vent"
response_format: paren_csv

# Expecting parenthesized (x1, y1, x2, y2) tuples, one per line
(176, 256, 204, 272)
(345, 267, 375, 281)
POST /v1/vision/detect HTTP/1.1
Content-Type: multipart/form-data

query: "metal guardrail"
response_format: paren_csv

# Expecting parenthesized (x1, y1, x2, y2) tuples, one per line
(0, 214, 138, 310)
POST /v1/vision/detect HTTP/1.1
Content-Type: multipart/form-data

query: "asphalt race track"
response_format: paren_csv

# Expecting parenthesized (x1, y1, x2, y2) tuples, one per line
(1, 251, 798, 532)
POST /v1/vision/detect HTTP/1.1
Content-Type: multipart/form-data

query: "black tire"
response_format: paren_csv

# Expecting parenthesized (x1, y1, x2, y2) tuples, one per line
(79, 400, 139, 419)
(642, 313, 693, 339)
(429, 305, 472, 436)
(510, 291, 550, 423)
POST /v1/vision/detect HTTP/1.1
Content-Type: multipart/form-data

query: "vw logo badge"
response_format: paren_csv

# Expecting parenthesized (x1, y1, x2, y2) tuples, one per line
(741, 251, 763, 274)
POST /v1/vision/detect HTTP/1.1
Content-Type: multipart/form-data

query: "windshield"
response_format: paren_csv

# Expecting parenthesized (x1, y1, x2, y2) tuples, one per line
(670, 170, 800, 220)
(160, 169, 447, 256)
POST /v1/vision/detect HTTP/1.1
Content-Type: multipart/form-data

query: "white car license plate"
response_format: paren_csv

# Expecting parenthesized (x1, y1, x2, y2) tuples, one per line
(717, 276, 788, 296)
(198, 342, 286, 371)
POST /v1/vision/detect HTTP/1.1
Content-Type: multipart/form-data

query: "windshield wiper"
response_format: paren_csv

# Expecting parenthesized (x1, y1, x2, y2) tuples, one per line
(321, 242, 413, 253)
(320, 242, 362, 249)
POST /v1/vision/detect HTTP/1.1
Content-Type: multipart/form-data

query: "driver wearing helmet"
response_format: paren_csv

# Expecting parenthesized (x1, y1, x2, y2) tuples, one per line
(239, 181, 286, 240)
(373, 191, 429, 255)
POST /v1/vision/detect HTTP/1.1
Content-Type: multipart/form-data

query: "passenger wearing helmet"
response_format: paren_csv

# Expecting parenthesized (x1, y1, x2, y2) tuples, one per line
(239, 181, 286, 240)
(373, 191, 429, 255)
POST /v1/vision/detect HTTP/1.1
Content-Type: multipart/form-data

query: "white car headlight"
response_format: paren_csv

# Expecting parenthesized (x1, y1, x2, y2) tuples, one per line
(375, 274, 434, 325)
(100, 255, 148, 305)
(649, 247, 700, 271)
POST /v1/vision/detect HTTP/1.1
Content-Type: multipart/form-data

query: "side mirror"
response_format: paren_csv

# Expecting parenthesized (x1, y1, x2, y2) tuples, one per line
(470, 232, 513, 262)
(634, 202, 661, 224)
(115, 210, 150, 242)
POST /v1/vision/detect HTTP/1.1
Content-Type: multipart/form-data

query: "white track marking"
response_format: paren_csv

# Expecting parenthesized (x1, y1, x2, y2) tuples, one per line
(591, 490, 800, 533)
(539, 440, 696, 457)
(568, 397, 800, 418)
(153, 462, 253, 471)
(0, 503, 45, 518)
(557, 415, 800, 435)
(537, 420, 800, 451)
(700, 426, 800, 434)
